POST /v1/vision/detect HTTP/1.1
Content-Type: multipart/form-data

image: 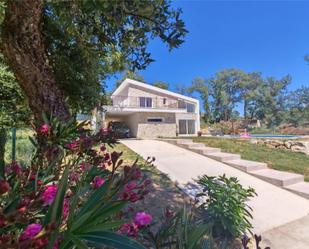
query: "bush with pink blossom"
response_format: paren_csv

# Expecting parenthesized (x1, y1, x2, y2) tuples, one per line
(0, 116, 152, 248)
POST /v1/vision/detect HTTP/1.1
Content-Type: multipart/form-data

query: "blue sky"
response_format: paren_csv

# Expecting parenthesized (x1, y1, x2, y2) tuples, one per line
(106, 0, 309, 111)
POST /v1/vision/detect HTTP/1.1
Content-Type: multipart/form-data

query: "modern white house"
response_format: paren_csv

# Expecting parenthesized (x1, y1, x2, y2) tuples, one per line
(102, 78, 200, 138)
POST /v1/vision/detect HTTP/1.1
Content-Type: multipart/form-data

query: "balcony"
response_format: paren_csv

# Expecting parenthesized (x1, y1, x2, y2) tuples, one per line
(114, 95, 187, 109)
(102, 96, 195, 114)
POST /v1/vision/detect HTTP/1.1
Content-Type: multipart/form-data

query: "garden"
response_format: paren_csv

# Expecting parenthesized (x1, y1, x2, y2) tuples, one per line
(0, 1, 274, 248)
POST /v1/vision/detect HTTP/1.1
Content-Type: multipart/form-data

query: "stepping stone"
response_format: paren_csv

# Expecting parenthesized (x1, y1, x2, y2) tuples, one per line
(205, 152, 241, 162)
(176, 139, 193, 145)
(250, 169, 304, 187)
(224, 159, 267, 172)
(190, 146, 221, 155)
(284, 182, 309, 199)
(187, 143, 206, 149)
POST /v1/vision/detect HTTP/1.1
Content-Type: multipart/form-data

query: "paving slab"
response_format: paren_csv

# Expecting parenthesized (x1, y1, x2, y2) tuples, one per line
(285, 182, 309, 199)
(224, 159, 267, 172)
(205, 152, 241, 162)
(121, 139, 309, 238)
(250, 169, 304, 187)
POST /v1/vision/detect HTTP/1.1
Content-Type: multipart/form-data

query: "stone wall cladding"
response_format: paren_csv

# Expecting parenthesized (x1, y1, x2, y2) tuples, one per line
(137, 123, 176, 138)
(250, 139, 309, 155)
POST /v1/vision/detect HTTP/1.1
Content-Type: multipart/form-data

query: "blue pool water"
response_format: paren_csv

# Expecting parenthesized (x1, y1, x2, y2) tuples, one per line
(228, 134, 302, 139)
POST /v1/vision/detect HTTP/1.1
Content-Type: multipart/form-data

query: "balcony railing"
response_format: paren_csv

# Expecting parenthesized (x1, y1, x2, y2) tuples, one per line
(111, 95, 188, 110)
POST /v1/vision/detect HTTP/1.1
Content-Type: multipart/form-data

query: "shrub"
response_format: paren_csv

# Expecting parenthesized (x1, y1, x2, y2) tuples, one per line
(197, 174, 256, 239)
(140, 205, 210, 249)
(0, 115, 152, 248)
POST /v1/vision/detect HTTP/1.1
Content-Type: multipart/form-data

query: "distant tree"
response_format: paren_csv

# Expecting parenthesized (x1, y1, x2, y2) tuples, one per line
(1, 0, 187, 123)
(208, 69, 246, 122)
(285, 86, 309, 126)
(115, 70, 145, 89)
(152, 81, 169, 90)
(188, 77, 210, 122)
(257, 75, 291, 127)
(175, 83, 188, 95)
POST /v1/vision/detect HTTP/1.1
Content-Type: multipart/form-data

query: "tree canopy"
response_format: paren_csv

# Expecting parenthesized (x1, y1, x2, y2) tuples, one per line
(0, 0, 187, 122)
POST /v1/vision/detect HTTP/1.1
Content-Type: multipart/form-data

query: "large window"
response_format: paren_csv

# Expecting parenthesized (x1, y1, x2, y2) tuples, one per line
(178, 119, 195, 135)
(139, 97, 152, 108)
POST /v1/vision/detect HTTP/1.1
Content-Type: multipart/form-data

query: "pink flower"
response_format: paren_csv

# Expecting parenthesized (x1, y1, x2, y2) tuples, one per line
(11, 161, 23, 175)
(66, 139, 79, 151)
(19, 223, 42, 241)
(0, 180, 10, 194)
(63, 198, 69, 219)
(100, 145, 106, 152)
(80, 162, 91, 171)
(70, 172, 80, 182)
(92, 176, 105, 189)
(125, 182, 137, 192)
(118, 223, 139, 237)
(42, 185, 57, 205)
(39, 124, 49, 135)
(134, 212, 153, 227)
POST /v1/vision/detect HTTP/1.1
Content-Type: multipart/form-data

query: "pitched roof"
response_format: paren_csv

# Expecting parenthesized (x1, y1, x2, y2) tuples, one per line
(112, 78, 198, 103)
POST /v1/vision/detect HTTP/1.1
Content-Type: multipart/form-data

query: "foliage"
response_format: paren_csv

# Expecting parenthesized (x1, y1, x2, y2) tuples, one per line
(0, 116, 154, 248)
(115, 70, 145, 89)
(188, 77, 210, 123)
(192, 68, 295, 127)
(0, 54, 29, 128)
(41, 0, 187, 112)
(140, 206, 210, 249)
(153, 81, 169, 90)
(197, 175, 256, 239)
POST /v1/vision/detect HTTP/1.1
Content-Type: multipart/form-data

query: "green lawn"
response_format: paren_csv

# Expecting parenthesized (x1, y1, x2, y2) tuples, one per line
(193, 137, 309, 181)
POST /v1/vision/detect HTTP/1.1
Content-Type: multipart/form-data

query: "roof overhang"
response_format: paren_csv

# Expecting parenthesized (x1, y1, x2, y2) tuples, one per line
(112, 78, 199, 104)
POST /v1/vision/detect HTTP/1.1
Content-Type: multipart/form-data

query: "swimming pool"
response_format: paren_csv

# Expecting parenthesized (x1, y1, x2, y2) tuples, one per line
(227, 134, 303, 139)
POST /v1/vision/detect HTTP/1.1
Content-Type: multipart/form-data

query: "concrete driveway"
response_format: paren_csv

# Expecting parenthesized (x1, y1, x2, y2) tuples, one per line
(121, 139, 309, 248)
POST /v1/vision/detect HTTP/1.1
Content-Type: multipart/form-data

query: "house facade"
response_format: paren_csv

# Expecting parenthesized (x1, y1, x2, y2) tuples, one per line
(102, 78, 200, 138)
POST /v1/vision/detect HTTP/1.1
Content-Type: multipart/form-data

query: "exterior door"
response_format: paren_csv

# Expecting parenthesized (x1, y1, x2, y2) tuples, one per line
(178, 119, 195, 135)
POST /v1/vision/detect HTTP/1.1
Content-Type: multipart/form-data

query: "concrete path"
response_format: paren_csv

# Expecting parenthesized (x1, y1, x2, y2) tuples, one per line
(121, 139, 309, 247)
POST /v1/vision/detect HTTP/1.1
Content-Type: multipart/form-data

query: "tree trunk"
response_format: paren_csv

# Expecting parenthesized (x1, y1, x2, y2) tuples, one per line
(1, 0, 70, 123)
(244, 100, 247, 120)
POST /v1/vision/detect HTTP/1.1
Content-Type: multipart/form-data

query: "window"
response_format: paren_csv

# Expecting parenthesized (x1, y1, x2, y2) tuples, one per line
(163, 98, 167, 105)
(139, 97, 152, 108)
(186, 103, 195, 113)
(178, 119, 195, 134)
(147, 117, 164, 123)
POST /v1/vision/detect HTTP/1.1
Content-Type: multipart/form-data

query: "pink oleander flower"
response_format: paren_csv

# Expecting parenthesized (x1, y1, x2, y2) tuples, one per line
(80, 162, 91, 171)
(70, 172, 80, 182)
(10, 161, 23, 175)
(66, 139, 79, 151)
(134, 212, 153, 227)
(92, 176, 105, 189)
(125, 181, 137, 192)
(0, 180, 10, 195)
(19, 223, 42, 241)
(118, 223, 139, 237)
(42, 185, 57, 205)
(39, 124, 49, 135)
(63, 198, 70, 219)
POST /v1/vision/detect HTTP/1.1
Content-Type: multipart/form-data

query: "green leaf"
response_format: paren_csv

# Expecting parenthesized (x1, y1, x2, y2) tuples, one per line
(80, 231, 146, 249)
(44, 166, 69, 249)
(76, 179, 110, 217)
(66, 232, 88, 249)
(187, 224, 210, 249)
(81, 221, 124, 233)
